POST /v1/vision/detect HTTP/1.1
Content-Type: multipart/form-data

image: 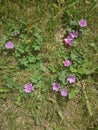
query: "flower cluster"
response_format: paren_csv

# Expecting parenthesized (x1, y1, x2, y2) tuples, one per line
(52, 58, 76, 97)
(52, 19, 87, 97)
(4, 19, 87, 96)
(52, 82, 68, 97)
(64, 19, 87, 46)
(5, 36, 35, 94)
(52, 75, 76, 97)
(64, 30, 78, 46)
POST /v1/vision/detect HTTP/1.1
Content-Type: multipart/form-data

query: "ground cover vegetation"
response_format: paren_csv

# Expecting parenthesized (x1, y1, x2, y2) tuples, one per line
(0, 0, 98, 130)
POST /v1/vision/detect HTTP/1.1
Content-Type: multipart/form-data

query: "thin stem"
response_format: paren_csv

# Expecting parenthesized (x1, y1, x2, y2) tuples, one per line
(79, 80, 93, 116)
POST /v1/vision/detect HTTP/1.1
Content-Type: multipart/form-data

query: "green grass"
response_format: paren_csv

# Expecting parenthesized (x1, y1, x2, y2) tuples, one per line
(0, 0, 98, 130)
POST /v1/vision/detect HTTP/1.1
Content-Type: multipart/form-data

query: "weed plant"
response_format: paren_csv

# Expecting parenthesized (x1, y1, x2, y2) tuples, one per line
(0, 0, 98, 130)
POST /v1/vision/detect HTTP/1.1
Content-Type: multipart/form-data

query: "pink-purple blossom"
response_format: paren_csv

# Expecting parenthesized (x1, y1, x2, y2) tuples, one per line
(79, 19, 87, 27)
(69, 31, 78, 38)
(63, 60, 71, 67)
(67, 75, 76, 83)
(60, 90, 68, 97)
(52, 82, 61, 92)
(5, 41, 14, 49)
(64, 30, 78, 46)
(24, 83, 34, 93)
(64, 37, 73, 46)
(13, 32, 18, 36)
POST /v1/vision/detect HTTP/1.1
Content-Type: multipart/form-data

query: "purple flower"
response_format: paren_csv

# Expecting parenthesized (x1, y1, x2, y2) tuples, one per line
(24, 83, 34, 93)
(52, 82, 61, 92)
(5, 41, 14, 49)
(60, 90, 68, 97)
(67, 34, 73, 40)
(13, 32, 18, 36)
(69, 31, 78, 38)
(63, 60, 71, 67)
(64, 37, 73, 46)
(79, 19, 87, 27)
(67, 75, 76, 83)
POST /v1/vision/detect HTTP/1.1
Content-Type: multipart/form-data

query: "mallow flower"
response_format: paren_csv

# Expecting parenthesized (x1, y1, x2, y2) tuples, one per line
(79, 19, 87, 27)
(67, 75, 76, 83)
(60, 90, 68, 97)
(24, 83, 34, 93)
(69, 31, 78, 38)
(63, 59, 72, 67)
(52, 82, 61, 92)
(5, 41, 14, 49)
(64, 37, 73, 46)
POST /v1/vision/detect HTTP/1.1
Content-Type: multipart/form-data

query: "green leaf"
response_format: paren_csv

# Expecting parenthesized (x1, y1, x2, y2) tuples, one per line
(57, 71, 67, 85)
(15, 95, 21, 105)
(70, 53, 76, 60)
(70, 66, 77, 73)
(49, 65, 57, 73)
(34, 45, 40, 51)
(69, 90, 76, 99)
(77, 67, 90, 75)
(4, 77, 14, 88)
(69, 88, 79, 99)
(30, 72, 43, 84)
(39, 63, 46, 72)
(89, 43, 96, 47)
(57, 109, 64, 120)
(27, 56, 35, 63)
(0, 87, 10, 93)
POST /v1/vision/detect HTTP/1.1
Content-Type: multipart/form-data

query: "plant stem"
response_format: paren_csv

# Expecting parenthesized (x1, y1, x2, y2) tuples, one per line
(80, 81, 93, 116)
